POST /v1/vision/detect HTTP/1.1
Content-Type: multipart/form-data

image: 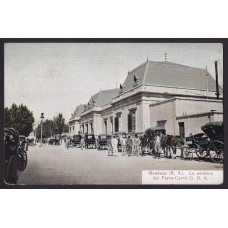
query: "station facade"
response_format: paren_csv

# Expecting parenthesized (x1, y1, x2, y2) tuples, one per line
(69, 60, 223, 138)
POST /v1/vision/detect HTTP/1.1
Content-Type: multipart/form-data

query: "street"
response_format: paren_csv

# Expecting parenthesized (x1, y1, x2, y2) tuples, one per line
(17, 144, 223, 185)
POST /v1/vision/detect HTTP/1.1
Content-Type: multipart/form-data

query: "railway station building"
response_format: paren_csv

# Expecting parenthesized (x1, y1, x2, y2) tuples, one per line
(69, 59, 223, 138)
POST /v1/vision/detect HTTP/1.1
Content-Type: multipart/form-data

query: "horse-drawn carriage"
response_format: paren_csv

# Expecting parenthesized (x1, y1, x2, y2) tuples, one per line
(85, 134, 97, 149)
(141, 127, 166, 156)
(202, 121, 223, 163)
(71, 134, 82, 148)
(141, 127, 185, 158)
(48, 138, 60, 145)
(183, 121, 223, 163)
(183, 133, 209, 159)
(97, 134, 111, 150)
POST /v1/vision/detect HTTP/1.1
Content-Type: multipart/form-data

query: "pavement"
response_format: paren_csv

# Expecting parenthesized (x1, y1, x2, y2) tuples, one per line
(17, 144, 223, 185)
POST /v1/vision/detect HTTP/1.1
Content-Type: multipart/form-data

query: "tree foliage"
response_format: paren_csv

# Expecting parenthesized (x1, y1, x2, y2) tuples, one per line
(4, 103, 35, 137)
(35, 113, 68, 139)
(36, 119, 55, 139)
(53, 113, 66, 139)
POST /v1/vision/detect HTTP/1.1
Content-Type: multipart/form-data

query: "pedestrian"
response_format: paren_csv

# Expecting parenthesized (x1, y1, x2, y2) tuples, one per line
(107, 135, 113, 156)
(65, 137, 70, 149)
(127, 135, 133, 157)
(112, 134, 118, 157)
(80, 134, 85, 150)
(154, 131, 161, 159)
(120, 134, 127, 156)
(134, 133, 141, 156)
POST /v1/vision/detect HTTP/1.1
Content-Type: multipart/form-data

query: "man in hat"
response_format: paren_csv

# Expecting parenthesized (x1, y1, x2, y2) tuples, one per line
(154, 131, 161, 159)
(120, 133, 127, 156)
(107, 135, 113, 156)
(127, 135, 133, 157)
(134, 133, 141, 156)
(111, 134, 118, 157)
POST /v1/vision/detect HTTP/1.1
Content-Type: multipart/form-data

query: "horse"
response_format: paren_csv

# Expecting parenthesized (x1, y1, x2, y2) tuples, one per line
(139, 134, 150, 156)
(161, 135, 184, 158)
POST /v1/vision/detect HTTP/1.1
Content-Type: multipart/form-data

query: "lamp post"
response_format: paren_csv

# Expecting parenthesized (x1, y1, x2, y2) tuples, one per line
(40, 113, 44, 147)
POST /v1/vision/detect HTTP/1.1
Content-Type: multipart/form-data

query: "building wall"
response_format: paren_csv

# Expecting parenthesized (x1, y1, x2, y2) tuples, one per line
(213, 113, 223, 122)
(140, 100, 157, 132)
(150, 98, 223, 137)
(150, 100, 176, 135)
(93, 113, 103, 135)
(175, 99, 223, 116)
(176, 116, 211, 136)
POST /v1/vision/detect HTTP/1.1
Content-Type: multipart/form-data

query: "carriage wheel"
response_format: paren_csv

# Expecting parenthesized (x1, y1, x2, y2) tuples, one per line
(194, 143, 207, 158)
(182, 147, 193, 160)
(207, 140, 223, 163)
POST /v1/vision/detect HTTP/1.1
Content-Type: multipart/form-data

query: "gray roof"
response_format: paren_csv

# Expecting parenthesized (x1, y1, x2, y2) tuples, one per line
(120, 60, 223, 94)
(85, 88, 119, 110)
(70, 104, 85, 119)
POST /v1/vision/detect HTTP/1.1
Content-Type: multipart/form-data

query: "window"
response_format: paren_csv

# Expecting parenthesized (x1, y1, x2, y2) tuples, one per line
(104, 120, 107, 134)
(156, 120, 167, 128)
(128, 109, 136, 132)
(114, 113, 121, 133)
(114, 117, 119, 132)
(90, 123, 93, 133)
(110, 117, 113, 134)
(179, 122, 185, 139)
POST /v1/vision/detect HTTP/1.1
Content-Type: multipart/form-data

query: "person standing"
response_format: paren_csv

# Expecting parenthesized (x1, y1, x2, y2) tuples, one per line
(112, 135, 118, 157)
(65, 137, 70, 149)
(127, 135, 133, 157)
(134, 134, 141, 156)
(80, 134, 85, 150)
(154, 131, 161, 159)
(107, 135, 113, 156)
(120, 134, 127, 156)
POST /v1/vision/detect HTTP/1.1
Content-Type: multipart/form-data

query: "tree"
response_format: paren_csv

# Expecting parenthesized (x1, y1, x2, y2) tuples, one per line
(53, 113, 66, 140)
(63, 124, 69, 133)
(35, 113, 68, 139)
(4, 103, 35, 137)
(35, 119, 55, 139)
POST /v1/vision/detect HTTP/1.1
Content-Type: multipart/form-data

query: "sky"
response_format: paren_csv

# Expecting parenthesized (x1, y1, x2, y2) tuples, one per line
(4, 43, 223, 125)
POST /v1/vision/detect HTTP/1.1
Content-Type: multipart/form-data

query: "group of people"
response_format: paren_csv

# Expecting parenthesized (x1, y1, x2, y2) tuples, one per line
(65, 130, 163, 159)
(107, 133, 141, 157)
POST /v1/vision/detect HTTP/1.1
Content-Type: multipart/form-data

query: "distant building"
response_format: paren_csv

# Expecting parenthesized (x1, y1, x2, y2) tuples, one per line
(69, 60, 223, 138)
(68, 104, 84, 137)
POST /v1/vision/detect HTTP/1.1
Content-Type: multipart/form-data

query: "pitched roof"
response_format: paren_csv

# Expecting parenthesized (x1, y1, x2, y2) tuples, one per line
(75, 104, 85, 117)
(86, 88, 119, 109)
(70, 104, 85, 119)
(120, 60, 223, 94)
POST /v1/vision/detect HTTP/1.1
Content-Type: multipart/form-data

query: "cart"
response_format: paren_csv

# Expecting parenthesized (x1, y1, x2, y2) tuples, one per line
(142, 127, 166, 156)
(71, 134, 82, 148)
(202, 121, 223, 163)
(183, 122, 223, 163)
(85, 134, 97, 149)
(183, 133, 209, 160)
(97, 134, 110, 150)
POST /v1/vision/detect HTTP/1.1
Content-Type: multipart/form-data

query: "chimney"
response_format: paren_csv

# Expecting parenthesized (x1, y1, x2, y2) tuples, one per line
(215, 61, 220, 99)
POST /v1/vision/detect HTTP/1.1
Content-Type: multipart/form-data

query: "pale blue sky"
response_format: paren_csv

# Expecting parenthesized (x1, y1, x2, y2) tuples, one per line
(4, 43, 223, 124)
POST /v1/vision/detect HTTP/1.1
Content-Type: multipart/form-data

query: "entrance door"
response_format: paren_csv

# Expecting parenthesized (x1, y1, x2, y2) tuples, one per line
(178, 122, 185, 139)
